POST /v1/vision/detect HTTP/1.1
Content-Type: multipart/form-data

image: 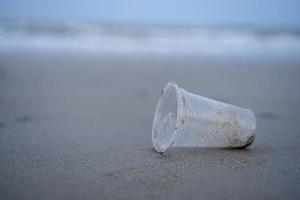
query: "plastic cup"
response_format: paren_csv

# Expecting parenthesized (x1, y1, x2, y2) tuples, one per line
(152, 81, 256, 153)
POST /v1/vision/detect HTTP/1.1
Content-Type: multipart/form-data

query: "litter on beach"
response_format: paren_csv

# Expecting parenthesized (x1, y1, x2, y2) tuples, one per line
(152, 81, 256, 153)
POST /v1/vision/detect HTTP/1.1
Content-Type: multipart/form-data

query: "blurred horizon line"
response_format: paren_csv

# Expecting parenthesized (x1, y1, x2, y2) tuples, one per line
(1, 17, 300, 32)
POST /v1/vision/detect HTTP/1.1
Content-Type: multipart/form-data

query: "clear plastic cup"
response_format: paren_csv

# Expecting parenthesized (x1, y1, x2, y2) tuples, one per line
(152, 81, 256, 153)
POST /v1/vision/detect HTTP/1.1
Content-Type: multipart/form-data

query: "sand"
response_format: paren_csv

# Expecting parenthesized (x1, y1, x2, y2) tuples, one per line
(0, 52, 300, 199)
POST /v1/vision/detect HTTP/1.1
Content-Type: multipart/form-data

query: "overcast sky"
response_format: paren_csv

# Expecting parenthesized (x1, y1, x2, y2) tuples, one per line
(0, 0, 300, 28)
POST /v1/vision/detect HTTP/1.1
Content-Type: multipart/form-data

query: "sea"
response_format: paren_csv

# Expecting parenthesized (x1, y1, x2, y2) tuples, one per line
(1, 19, 300, 61)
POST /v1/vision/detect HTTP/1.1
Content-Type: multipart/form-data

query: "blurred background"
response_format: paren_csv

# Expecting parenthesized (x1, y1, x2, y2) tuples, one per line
(1, 1, 300, 200)
(0, 0, 300, 59)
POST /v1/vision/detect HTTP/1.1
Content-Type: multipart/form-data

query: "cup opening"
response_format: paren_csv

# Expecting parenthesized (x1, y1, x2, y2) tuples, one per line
(152, 81, 182, 153)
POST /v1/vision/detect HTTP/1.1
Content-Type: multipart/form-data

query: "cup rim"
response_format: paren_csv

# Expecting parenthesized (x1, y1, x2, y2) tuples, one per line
(152, 81, 184, 153)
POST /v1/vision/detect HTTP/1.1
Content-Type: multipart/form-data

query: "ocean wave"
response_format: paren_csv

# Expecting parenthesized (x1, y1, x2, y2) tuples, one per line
(0, 20, 300, 58)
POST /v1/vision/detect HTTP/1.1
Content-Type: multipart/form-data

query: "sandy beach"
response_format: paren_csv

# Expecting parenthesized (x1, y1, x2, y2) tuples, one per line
(0, 51, 300, 199)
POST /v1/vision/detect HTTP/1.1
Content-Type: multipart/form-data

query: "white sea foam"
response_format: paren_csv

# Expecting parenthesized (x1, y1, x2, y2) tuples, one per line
(0, 21, 299, 59)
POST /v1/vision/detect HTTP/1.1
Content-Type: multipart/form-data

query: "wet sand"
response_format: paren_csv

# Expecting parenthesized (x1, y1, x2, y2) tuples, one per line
(0, 52, 300, 199)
